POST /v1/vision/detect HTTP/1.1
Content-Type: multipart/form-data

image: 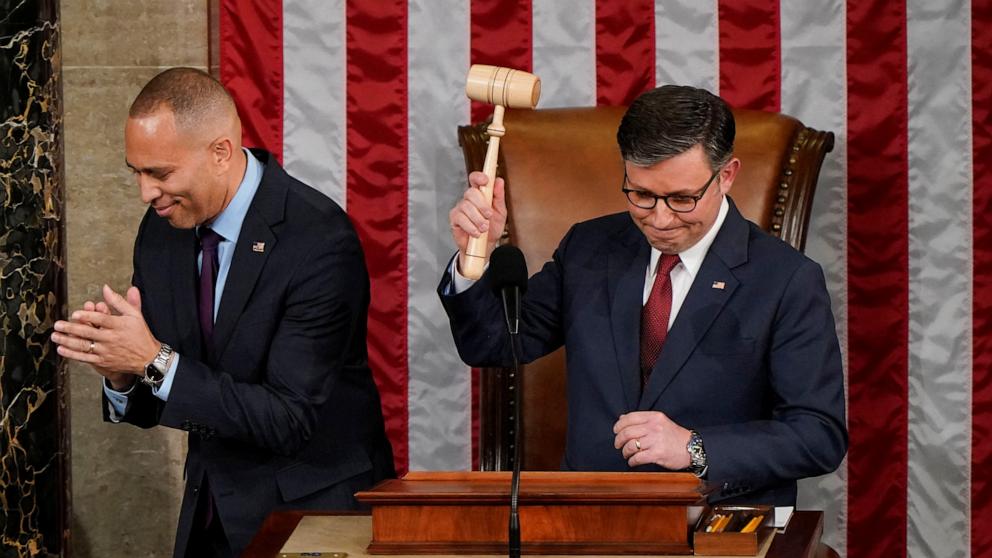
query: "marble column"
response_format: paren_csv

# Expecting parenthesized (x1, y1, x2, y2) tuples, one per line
(0, 0, 70, 556)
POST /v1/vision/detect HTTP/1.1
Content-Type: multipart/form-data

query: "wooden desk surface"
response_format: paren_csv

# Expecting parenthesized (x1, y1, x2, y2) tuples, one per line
(243, 510, 834, 558)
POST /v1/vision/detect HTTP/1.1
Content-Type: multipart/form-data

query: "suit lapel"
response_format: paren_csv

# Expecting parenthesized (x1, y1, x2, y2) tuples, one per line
(211, 211, 276, 359)
(211, 152, 287, 362)
(639, 200, 750, 410)
(170, 231, 203, 359)
(608, 225, 651, 410)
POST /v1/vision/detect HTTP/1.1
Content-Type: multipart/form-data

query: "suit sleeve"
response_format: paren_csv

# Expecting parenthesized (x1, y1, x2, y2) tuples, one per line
(154, 225, 369, 456)
(101, 209, 166, 428)
(696, 259, 848, 494)
(438, 227, 576, 367)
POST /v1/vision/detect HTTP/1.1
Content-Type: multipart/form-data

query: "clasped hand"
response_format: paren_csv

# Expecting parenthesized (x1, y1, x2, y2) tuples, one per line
(613, 411, 692, 469)
(448, 171, 507, 271)
(51, 284, 160, 390)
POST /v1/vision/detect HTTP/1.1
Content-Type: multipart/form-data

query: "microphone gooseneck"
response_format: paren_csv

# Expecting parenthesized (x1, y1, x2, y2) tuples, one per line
(489, 245, 528, 558)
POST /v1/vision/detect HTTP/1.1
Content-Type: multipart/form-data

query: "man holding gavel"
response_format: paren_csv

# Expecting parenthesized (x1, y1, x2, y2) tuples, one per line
(440, 84, 847, 505)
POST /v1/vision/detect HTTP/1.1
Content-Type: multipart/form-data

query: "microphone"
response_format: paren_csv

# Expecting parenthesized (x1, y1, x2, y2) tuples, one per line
(490, 245, 528, 335)
(488, 245, 527, 558)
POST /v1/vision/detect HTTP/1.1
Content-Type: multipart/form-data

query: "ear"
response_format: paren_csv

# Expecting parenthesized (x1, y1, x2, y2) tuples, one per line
(210, 136, 235, 171)
(717, 157, 741, 194)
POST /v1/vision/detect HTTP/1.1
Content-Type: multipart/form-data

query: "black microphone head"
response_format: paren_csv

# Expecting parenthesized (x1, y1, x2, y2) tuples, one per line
(489, 245, 528, 295)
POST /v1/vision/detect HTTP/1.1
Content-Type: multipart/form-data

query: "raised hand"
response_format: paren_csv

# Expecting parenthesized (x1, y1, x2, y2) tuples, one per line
(449, 171, 507, 273)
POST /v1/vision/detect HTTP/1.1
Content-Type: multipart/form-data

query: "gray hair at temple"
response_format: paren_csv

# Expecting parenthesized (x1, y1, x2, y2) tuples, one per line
(129, 67, 237, 132)
(616, 84, 735, 171)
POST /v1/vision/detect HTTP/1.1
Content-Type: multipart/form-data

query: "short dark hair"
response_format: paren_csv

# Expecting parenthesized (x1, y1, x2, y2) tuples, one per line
(616, 85, 735, 171)
(129, 67, 235, 130)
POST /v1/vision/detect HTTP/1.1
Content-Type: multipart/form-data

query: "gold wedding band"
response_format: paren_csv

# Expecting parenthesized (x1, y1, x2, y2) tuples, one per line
(87, 340, 95, 353)
(634, 439, 642, 451)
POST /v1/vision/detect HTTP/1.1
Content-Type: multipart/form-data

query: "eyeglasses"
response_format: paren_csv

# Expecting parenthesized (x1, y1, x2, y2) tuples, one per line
(621, 168, 720, 213)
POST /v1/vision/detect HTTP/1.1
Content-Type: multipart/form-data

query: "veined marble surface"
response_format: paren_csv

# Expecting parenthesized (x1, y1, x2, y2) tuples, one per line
(0, 0, 69, 555)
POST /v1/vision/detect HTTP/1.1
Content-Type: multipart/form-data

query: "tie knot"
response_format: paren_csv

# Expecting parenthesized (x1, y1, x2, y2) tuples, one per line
(656, 253, 681, 276)
(199, 227, 223, 251)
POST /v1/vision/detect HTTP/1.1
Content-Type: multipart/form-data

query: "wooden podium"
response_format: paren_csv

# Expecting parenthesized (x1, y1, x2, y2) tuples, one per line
(355, 471, 706, 555)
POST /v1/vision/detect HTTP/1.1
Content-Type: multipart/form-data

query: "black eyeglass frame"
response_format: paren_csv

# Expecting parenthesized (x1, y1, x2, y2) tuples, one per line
(621, 168, 721, 213)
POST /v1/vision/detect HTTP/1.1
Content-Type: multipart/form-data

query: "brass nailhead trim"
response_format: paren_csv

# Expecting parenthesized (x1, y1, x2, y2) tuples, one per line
(773, 129, 809, 238)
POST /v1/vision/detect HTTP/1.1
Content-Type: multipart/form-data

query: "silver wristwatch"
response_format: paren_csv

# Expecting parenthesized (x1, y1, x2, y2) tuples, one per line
(142, 343, 174, 389)
(686, 429, 708, 477)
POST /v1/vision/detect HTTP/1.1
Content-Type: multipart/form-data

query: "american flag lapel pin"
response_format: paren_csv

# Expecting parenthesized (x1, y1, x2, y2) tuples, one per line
(712, 281, 726, 290)
(252, 241, 266, 253)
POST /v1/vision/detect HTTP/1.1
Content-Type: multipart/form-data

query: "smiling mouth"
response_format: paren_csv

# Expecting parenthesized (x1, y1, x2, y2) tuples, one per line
(154, 202, 178, 217)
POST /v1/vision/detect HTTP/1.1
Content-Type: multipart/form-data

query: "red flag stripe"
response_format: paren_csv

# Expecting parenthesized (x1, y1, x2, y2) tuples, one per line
(595, 0, 655, 106)
(717, 0, 780, 112)
(972, 0, 992, 555)
(469, 0, 533, 123)
(218, 0, 283, 160)
(846, 1, 909, 556)
(346, 0, 410, 476)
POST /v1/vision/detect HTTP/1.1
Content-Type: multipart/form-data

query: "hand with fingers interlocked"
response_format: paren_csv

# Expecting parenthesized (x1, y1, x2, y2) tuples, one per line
(52, 284, 161, 390)
(613, 410, 693, 470)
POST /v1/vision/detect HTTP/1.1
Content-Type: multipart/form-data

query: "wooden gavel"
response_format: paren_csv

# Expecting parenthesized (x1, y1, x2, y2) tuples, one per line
(462, 64, 541, 280)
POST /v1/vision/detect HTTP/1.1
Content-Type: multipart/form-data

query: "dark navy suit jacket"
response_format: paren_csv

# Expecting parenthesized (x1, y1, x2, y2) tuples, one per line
(439, 199, 847, 505)
(103, 150, 394, 556)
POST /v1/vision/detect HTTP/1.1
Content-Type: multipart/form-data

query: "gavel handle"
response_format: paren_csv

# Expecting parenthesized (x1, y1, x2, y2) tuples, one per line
(462, 105, 505, 279)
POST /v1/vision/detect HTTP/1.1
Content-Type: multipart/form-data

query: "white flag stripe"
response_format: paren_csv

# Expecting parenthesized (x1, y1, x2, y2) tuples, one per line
(655, 0, 719, 92)
(906, 1, 973, 556)
(532, 0, 596, 108)
(780, 0, 847, 555)
(282, 0, 347, 207)
(406, 0, 473, 471)
(780, 1, 849, 554)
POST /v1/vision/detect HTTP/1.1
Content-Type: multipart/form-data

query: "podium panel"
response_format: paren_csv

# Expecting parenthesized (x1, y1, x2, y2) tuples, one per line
(357, 472, 702, 555)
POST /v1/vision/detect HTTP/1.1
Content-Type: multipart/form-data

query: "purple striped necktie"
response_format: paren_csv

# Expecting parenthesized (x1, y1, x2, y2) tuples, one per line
(196, 226, 222, 530)
(198, 227, 222, 347)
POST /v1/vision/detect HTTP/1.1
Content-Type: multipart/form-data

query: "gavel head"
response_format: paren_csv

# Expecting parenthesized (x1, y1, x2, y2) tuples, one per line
(465, 65, 541, 108)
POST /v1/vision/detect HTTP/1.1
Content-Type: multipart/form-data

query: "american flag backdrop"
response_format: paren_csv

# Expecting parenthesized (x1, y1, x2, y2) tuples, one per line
(214, 1, 992, 556)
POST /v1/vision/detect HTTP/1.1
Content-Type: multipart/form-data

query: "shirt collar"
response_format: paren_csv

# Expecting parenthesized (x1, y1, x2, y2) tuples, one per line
(200, 148, 264, 243)
(649, 195, 730, 278)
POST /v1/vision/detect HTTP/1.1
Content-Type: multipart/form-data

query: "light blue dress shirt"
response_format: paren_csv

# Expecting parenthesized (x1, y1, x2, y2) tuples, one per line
(105, 149, 264, 419)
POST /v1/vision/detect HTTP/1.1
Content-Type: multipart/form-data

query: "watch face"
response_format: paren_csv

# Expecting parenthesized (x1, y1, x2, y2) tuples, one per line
(145, 365, 164, 382)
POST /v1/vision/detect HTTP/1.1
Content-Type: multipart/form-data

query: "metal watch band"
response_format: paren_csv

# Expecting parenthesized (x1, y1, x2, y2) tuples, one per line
(141, 343, 173, 387)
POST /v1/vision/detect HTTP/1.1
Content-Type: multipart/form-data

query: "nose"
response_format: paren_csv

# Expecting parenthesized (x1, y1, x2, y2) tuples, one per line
(136, 174, 161, 205)
(648, 201, 678, 228)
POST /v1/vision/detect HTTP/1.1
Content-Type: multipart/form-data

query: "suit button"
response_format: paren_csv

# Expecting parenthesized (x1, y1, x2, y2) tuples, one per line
(193, 487, 199, 495)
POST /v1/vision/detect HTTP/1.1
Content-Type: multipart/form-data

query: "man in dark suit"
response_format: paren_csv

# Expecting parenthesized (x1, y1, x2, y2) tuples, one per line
(52, 68, 393, 557)
(441, 85, 846, 505)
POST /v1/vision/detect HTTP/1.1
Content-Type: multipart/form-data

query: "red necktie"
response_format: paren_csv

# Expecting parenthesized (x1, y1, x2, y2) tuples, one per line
(640, 254, 681, 388)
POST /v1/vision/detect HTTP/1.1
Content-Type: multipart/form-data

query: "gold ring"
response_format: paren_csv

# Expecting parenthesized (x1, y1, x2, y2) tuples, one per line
(87, 341, 95, 353)
(634, 439, 642, 451)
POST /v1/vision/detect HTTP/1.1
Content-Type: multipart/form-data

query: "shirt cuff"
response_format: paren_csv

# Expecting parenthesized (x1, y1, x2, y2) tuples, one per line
(448, 252, 486, 294)
(103, 378, 134, 423)
(151, 353, 180, 402)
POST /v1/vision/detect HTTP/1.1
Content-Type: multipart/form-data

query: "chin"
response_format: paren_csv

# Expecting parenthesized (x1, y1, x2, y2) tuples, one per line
(166, 215, 197, 230)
